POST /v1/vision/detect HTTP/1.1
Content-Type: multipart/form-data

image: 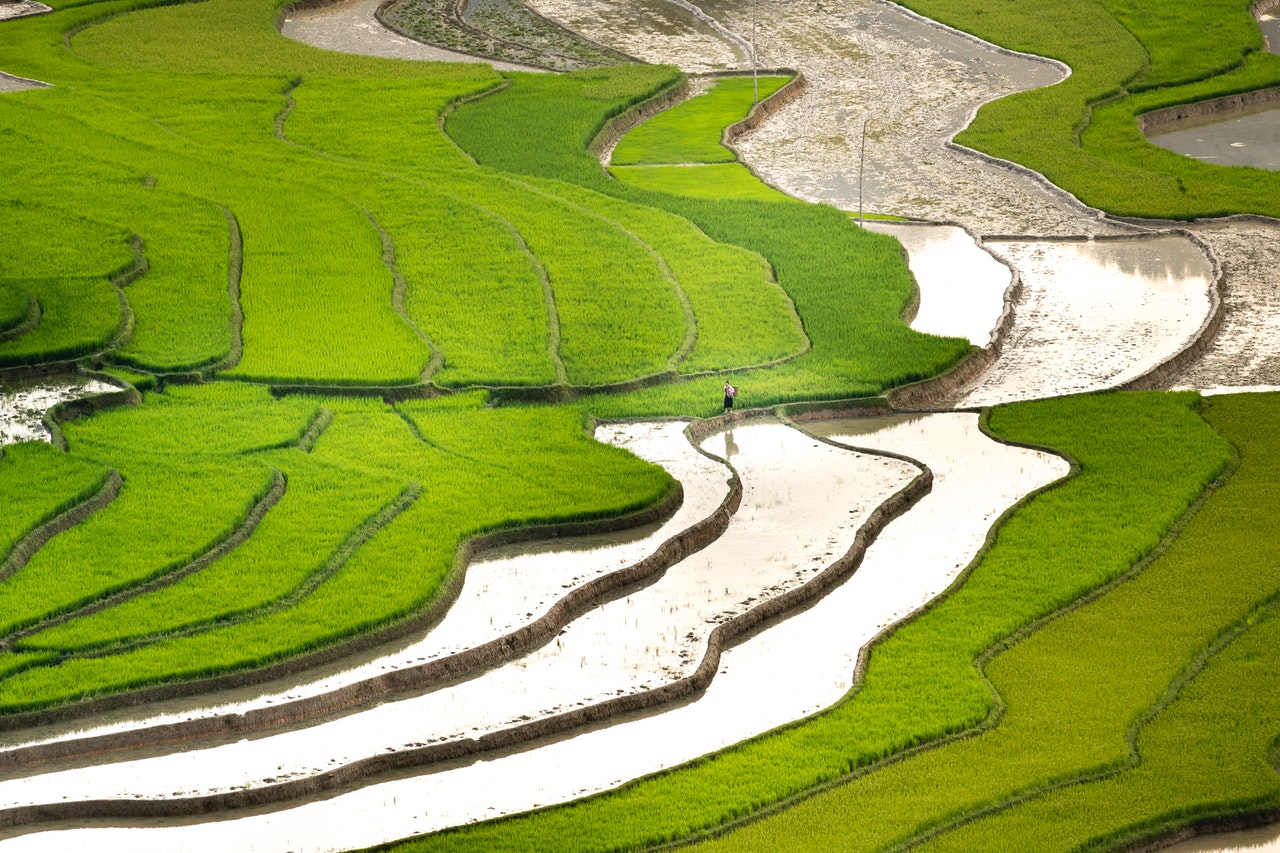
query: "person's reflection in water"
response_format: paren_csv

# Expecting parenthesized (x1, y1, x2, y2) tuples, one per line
(724, 430, 739, 459)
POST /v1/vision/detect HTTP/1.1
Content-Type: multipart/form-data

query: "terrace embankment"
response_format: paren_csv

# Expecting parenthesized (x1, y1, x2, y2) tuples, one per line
(0, 422, 929, 829)
(0, 423, 729, 758)
(0, 413, 1068, 852)
(525, 0, 1280, 398)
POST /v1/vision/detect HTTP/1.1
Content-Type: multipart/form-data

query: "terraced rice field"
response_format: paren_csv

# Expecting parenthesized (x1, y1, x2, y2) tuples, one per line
(2, 0, 1280, 850)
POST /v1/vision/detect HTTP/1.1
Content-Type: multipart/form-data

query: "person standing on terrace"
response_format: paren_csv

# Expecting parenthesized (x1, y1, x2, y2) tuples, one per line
(723, 381, 738, 413)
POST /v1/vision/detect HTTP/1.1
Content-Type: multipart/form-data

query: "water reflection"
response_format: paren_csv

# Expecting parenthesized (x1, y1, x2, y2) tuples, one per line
(866, 222, 1011, 346)
(1147, 104, 1280, 171)
(0, 376, 116, 446)
(0, 422, 918, 813)
(952, 235, 1214, 407)
(1159, 823, 1280, 853)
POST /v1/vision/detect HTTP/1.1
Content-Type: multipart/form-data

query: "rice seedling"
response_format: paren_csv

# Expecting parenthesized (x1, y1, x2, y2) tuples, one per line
(609, 163, 795, 202)
(610, 75, 790, 166)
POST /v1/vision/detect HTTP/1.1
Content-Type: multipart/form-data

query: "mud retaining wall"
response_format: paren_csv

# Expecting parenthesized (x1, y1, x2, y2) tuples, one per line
(1118, 229, 1226, 391)
(590, 77, 692, 162)
(0, 456, 928, 829)
(1138, 86, 1280, 135)
(0, 473, 693, 738)
(0, 466, 745, 770)
(721, 69, 808, 147)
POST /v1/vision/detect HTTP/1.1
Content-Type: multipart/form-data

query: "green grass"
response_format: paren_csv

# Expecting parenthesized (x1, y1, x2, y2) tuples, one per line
(0, 441, 110, 571)
(0, 283, 29, 335)
(384, 392, 1231, 853)
(0, 276, 124, 367)
(610, 163, 795, 202)
(886, 393, 1280, 853)
(447, 72, 972, 410)
(0, 387, 674, 711)
(610, 75, 790, 165)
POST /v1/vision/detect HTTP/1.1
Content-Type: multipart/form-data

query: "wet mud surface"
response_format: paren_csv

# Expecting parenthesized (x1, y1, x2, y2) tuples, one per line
(1170, 220, 1280, 392)
(0, 377, 116, 446)
(951, 236, 1214, 407)
(0, 1, 48, 21)
(280, 0, 546, 70)
(0, 414, 1066, 852)
(530, 0, 1279, 396)
(523, 0, 745, 72)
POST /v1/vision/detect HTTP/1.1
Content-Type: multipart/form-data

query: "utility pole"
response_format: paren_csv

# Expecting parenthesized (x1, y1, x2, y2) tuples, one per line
(858, 117, 867, 226)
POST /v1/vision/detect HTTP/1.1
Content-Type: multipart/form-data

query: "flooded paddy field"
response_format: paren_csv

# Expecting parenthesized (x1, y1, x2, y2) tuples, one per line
(0, 376, 117, 446)
(0, 422, 919, 809)
(950, 235, 1215, 407)
(5, 0, 1280, 849)
(1148, 103, 1280, 171)
(1161, 824, 1280, 853)
(0, 413, 1066, 851)
(0, 421, 729, 751)
(865, 222, 1011, 346)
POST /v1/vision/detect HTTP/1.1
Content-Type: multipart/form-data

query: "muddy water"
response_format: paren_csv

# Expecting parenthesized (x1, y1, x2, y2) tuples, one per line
(1159, 824, 1280, 853)
(1148, 104, 1280, 171)
(279, 0, 545, 71)
(0, 376, 116, 446)
(1262, 13, 1280, 54)
(950, 236, 1214, 407)
(0, 421, 729, 748)
(521, 0, 744, 71)
(865, 222, 1011, 346)
(0, 422, 917, 809)
(0, 414, 1067, 852)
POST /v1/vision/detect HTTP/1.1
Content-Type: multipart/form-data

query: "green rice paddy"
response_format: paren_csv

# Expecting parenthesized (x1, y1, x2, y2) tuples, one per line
(3, 0, 1280, 847)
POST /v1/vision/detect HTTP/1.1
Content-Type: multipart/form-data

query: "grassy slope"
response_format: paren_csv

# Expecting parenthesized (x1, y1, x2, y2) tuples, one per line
(446, 72, 971, 414)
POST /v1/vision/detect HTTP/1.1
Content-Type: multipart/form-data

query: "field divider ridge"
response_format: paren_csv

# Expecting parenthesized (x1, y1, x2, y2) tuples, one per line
(0, 470, 123, 587)
(0, 469, 288, 656)
(504, 175, 698, 374)
(364, 209, 445, 383)
(0, 290, 40, 345)
(0, 437, 704, 756)
(0, 430, 929, 825)
(887, 222, 1025, 411)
